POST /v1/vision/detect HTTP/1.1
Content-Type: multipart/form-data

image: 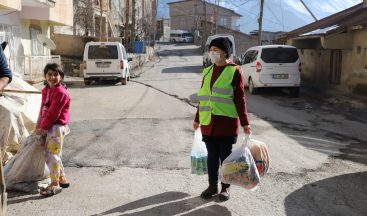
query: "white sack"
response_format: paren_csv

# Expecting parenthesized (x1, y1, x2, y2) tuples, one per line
(4, 134, 50, 193)
(0, 75, 41, 160)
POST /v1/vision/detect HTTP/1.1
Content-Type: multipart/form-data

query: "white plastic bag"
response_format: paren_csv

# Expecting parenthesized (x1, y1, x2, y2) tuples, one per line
(220, 135, 260, 190)
(4, 134, 50, 193)
(190, 129, 208, 175)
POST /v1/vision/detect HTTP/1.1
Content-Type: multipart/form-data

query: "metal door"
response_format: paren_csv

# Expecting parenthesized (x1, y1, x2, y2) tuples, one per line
(330, 50, 342, 84)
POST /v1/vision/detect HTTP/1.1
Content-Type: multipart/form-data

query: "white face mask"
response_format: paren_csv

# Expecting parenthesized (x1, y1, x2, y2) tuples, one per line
(209, 51, 221, 64)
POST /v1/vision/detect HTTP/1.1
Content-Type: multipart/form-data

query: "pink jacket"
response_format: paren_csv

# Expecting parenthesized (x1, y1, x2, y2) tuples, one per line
(39, 84, 71, 130)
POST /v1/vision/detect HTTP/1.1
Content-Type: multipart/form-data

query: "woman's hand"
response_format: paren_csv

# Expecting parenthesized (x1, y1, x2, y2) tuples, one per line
(243, 125, 251, 134)
(193, 121, 200, 130)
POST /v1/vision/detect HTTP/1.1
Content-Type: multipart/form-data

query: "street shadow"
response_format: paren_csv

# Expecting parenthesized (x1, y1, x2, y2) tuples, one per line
(257, 115, 367, 165)
(284, 172, 367, 216)
(6, 191, 45, 205)
(93, 191, 231, 216)
(157, 47, 202, 57)
(64, 80, 122, 89)
(161, 66, 202, 74)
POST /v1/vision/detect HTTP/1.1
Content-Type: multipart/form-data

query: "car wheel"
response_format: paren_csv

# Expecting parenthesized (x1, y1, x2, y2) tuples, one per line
(290, 87, 300, 97)
(121, 77, 127, 85)
(84, 78, 91, 86)
(249, 78, 258, 94)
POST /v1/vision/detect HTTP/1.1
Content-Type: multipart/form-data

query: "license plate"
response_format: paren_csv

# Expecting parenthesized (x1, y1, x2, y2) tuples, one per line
(96, 63, 110, 68)
(273, 74, 288, 79)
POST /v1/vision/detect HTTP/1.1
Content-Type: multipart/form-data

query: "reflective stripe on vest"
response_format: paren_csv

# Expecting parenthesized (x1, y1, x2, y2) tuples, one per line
(197, 65, 239, 125)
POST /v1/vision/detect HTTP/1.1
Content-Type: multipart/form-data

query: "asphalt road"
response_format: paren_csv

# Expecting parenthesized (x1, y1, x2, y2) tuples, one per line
(7, 42, 367, 216)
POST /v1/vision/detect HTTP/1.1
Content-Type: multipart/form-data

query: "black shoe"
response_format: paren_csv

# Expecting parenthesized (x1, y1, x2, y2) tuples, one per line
(218, 185, 230, 201)
(200, 184, 218, 199)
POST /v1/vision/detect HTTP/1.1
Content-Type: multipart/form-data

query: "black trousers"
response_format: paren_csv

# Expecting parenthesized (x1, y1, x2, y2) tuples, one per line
(204, 137, 235, 186)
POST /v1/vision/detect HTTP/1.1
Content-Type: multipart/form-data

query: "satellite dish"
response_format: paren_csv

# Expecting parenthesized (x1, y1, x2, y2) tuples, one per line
(37, 34, 56, 50)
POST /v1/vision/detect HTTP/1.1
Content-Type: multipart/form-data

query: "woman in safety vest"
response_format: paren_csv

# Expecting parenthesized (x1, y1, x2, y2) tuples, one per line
(193, 37, 251, 201)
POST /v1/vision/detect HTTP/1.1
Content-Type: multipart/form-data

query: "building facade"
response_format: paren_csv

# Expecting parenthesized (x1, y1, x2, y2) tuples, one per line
(168, 0, 255, 56)
(0, 0, 73, 82)
(283, 1, 367, 95)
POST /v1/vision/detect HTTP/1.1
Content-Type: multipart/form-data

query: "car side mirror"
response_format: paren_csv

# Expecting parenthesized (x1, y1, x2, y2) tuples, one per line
(128, 57, 133, 62)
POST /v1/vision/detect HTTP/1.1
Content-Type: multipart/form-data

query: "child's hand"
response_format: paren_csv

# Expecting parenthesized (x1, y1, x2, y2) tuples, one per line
(35, 128, 47, 135)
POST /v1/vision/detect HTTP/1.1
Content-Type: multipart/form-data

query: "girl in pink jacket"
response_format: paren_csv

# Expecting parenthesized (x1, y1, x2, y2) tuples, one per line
(35, 63, 71, 197)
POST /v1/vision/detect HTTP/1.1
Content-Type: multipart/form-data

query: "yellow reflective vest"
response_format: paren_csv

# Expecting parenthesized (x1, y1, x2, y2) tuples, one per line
(197, 65, 238, 125)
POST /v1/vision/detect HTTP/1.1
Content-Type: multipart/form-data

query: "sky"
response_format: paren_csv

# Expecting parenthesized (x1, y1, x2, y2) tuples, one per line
(157, 0, 362, 33)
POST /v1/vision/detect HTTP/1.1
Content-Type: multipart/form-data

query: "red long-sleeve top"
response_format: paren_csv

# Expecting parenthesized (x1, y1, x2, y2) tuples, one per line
(38, 84, 71, 130)
(195, 63, 250, 137)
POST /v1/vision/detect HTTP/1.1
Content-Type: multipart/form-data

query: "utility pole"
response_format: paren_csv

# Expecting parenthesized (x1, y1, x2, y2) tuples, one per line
(204, 0, 207, 43)
(125, 0, 130, 51)
(132, 0, 136, 51)
(214, 0, 219, 34)
(258, 0, 264, 45)
(299, 0, 317, 21)
(99, 0, 103, 41)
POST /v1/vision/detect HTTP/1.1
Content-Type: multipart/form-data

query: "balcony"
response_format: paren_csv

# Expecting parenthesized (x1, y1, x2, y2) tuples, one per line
(20, 0, 72, 26)
(8, 55, 61, 83)
(0, 0, 21, 11)
(21, 0, 56, 8)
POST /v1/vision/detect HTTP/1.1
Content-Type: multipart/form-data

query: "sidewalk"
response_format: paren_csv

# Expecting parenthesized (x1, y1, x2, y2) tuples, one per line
(300, 81, 367, 107)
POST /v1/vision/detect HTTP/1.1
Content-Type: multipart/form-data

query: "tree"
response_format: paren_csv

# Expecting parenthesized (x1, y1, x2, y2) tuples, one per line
(73, 0, 95, 36)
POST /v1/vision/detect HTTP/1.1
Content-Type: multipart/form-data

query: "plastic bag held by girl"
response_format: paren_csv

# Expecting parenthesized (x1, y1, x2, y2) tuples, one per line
(4, 134, 50, 193)
(190, 129, 208, 175)
(248, 138, 269, 177)
(220, 135, 260, 190)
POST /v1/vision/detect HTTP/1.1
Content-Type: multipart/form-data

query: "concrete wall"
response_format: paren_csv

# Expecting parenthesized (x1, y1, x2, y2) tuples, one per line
(341, 29, 367, 94)
(298, 49, 331, 83)
(51, 34, 125, 59)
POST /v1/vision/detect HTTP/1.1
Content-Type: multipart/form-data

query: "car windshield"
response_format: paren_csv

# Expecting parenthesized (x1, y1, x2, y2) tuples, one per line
(88, 45, 118, 59)
(261, 47, 299, 63)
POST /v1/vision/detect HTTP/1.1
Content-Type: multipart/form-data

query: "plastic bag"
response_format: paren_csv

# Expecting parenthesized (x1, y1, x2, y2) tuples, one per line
(4, 134, 50, 193)
(220, 135, 260, 190)
(248, 137, 269, 177)
(190, 129, 208, 175)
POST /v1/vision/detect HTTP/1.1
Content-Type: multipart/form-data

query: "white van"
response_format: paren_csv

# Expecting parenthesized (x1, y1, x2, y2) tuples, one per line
(170, 30, 193, 43)
(83, 41, 132, 85)
(240, 45, 301, 97)
(203, 34, 236, 67)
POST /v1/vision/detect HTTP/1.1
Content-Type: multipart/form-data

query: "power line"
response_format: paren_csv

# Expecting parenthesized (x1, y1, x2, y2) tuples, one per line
(280, 0, 285, 31)
(265, 3, 282, 26)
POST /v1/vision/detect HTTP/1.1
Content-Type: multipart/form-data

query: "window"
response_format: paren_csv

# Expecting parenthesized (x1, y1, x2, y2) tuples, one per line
(243, 50, 258, 64)
(219, 17, 227, 26)
(88, 45, 118, 59)
(30, 26, 44, 56)
(261, 47, 299, 63)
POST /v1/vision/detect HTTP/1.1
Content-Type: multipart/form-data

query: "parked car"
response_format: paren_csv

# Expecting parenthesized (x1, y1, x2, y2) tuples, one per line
(203, 34, 236, 67)
(239, 45, 301, 97)
(170, 30, 193, 43)
(83, 41, 132, 85)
